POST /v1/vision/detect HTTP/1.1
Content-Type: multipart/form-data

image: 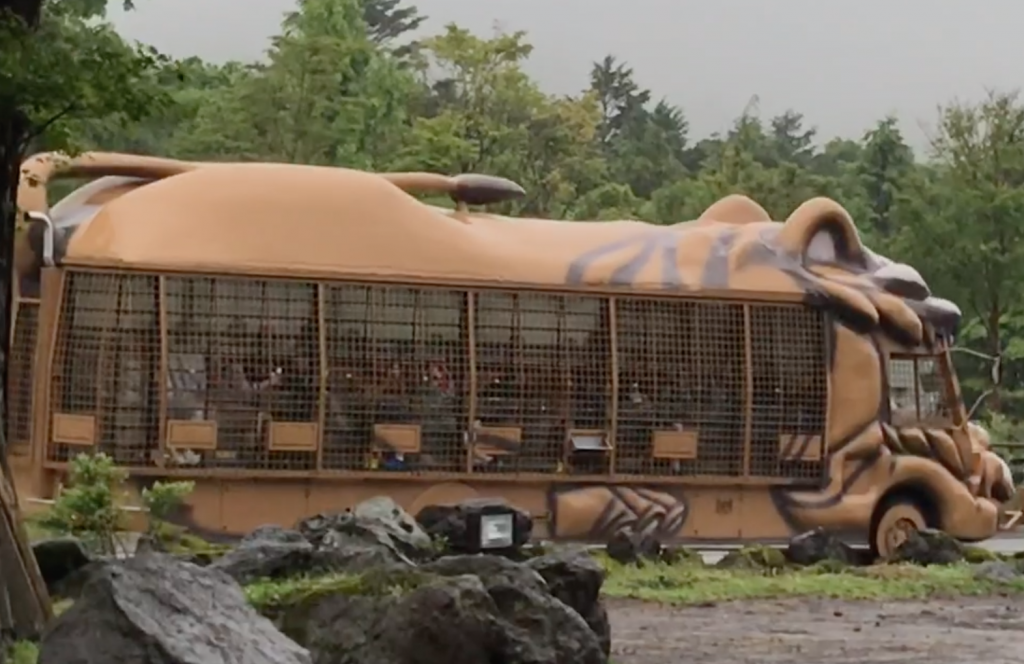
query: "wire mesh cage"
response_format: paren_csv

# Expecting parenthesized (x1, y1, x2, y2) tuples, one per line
(7, 299, 40, 455)
(46, 270, 836, 483)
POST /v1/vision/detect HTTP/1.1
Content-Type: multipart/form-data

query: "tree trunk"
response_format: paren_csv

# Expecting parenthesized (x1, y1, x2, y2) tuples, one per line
(0, 0, 42, 451)
(988, 304, 1003, 413)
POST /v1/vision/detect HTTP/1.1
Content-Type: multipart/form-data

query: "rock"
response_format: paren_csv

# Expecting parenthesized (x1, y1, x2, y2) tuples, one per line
(217, 500, 437, 584)
(659, 546, 704, 566)
(32, 537, 91, 597)
(605, 529, 663, 565)
(963, 545, 999, 563)
(265, 557, 604, 664)
(39, 553, 310, 664)
(416, 498, 532, 555)
(785, 528, 858, 566)
(890, 528, 965, 566)
(211, 526, 315, 585)
(353, 496, 433, 554)
(298, 496, 433, 563)
(715, 545, 787, 570)
(527, 549, 611, 657)
(972, 560, 1020, 584)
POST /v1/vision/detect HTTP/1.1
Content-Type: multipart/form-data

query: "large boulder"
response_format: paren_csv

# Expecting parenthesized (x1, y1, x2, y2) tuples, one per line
(785, 528, 858, 566)
(262, 555, 606, 664)
(32, 537, 91, 597)
(38, 553, 310, 664)
(526, 549, 611, 657)
(891, 528, 966, 566)
(415, 498, 532, 554)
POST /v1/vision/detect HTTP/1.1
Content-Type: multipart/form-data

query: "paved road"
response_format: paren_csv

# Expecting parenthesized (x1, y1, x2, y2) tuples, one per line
(695, 532, 1024, 564)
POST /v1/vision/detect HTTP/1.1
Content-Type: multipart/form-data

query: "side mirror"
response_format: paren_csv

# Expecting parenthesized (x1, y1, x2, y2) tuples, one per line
(24, 211, 56, 267)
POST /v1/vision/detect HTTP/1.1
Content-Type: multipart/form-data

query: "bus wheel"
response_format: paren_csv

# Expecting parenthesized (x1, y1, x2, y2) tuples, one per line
(871, 498, 928, 560)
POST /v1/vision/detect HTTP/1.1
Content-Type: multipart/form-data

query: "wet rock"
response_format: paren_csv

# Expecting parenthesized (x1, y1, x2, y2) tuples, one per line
(972, 560, 1020, 584)
(416, 498, 532, 555)
(211, 525, 316, 585)
(785, 528, 858, 566)
(891, 528, 965, 566)
(527, 549, 611, 657)
(715, 545, 787, 570)
(265, 557, 605, 664)
(39, 553, 309, 664)
(217, 499, 438, 584)
(32, 537, 91, 597)
(299, 496, 433, 563)
(605, 529, 663, 565)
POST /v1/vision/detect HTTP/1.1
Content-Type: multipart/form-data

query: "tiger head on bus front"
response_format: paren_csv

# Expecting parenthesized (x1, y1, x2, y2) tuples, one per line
(698, 194, 1013, 529)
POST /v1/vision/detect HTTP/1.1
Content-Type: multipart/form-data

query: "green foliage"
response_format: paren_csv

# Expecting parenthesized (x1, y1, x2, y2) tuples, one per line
(1, 0, 171, 153)
(37, 454, 196, 555)
(600, 557, 1022, 604)
(38, 453, 127, 555)
(140, 479, 194, 539)
(140, 480, 193, 522)
(5, 640, 38, 664)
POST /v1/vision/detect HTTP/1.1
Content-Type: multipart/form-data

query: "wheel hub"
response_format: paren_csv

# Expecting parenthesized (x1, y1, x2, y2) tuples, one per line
(885, 516, 918, 551)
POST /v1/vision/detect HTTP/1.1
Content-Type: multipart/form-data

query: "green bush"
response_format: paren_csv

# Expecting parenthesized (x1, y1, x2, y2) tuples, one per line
(38, 453, 195, 555)
(38, 453, 128, 555)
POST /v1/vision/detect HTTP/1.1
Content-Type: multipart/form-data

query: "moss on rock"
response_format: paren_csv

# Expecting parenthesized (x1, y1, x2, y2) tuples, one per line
(245, 566, 433, 610)
(963, 546, 999, 564)
(806, 558, 850, 574)
(715, 545, 787, 570)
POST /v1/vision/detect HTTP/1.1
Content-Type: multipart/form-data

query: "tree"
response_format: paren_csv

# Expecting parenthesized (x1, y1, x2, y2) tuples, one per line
(894, 91, 1024, 413)
(1, 0, 167, 465)
(178, 0, 414, 169)
(768, 109, 816, 168)
(857, 116, 913, 238)
(360, 0, 425, 58)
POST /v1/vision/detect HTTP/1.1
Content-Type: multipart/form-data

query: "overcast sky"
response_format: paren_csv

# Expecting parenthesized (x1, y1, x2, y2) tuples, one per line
(110, 0, 1022, 150)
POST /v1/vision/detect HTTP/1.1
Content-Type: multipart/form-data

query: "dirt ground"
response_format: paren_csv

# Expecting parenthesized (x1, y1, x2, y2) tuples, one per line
(609, 596, 1024, 664)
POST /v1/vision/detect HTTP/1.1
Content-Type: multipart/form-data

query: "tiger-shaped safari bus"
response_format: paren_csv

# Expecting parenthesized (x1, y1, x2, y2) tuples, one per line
(7, 151, 1015, 558)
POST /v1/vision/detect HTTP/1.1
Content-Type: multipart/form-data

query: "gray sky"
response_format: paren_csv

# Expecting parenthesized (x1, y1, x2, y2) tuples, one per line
(110, 0, 1022, 150)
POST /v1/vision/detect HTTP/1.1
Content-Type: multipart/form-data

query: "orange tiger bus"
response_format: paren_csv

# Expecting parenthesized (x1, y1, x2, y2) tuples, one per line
(7, 151, 1015, 557)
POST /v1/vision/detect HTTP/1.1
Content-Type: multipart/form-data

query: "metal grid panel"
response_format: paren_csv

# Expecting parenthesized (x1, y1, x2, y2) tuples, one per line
(7, 300, 39, 452)
(474, 292, 611, 474)
(165, 276, 320, 470)
(322, 284, 469, 471)
(888, 355, 951, 424)
(615, 299, 747, 476)
(916, 356, 953, 422)
(749, 305, 828, 479)
(49, 272, 160, 465)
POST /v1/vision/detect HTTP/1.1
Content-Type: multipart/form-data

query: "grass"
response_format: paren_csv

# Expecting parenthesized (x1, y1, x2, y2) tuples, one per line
(7, 641, 38, 664)
(598, 556, 1024, 604)
(239, 550, 1024, 611)
(244, 568, 430, 610)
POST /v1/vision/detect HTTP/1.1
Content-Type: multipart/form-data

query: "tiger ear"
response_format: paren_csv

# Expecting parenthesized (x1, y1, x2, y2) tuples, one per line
(778, 197, 866, 267)
(697, 194, 770, 225)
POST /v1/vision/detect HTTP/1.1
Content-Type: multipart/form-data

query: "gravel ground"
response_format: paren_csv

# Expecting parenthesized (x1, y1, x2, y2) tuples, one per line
(609, 595, 1024, 664)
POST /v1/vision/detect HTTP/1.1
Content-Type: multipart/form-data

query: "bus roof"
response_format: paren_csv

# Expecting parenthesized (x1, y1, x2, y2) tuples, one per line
(32, 152, 864, 299)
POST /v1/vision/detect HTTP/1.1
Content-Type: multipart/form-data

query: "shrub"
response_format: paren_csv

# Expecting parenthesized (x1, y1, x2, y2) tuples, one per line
(39, 453, 195, 556)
